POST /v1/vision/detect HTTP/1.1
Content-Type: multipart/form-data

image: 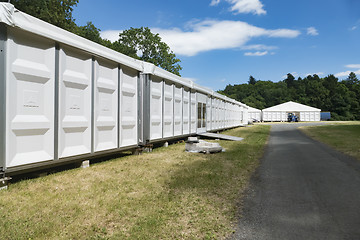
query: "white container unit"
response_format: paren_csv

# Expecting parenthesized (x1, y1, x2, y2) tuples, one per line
(149, 76, 163, 141)
(119, 66, 138, 147)
(211, 98, 217, 131)
(58, 46, 92, 158)
(163, 81, 174, 138)
(206, 96, 212, 131)
(173, 85, 183, 136)
(248, 106, 262, 122)
(182, 88, 190, 135)
(6, 28, 55, 168)
(94, 58, 118, 152)
(143, 67, 194, 142)
(190, 91, 197, 134)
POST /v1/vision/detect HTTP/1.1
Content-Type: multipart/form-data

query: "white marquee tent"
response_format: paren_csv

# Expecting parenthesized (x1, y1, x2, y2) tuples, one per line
(248, 106, 262, 122)
(262, 101, 321, 122)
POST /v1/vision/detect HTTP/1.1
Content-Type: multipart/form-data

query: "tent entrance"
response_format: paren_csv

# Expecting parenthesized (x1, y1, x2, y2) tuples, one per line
(287, 112, 300, 122)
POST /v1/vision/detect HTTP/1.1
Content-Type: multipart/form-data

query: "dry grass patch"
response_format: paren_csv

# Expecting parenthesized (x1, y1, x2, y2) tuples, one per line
(0, 125, 270, 239)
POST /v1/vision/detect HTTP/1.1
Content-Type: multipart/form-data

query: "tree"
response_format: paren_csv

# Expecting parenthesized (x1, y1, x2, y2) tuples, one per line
(284, 73, 295, 88)
(347, 72, 359, 84)
(248, 75, 257, 85)
(114, 27, 182, 76)
(10, 0, 79, 31)
(344, 72, 359, 89)
(75, 22, 102, 44)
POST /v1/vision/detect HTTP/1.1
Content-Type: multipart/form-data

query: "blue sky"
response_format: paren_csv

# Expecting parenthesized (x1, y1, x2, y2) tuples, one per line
(73, 0, 360, 91)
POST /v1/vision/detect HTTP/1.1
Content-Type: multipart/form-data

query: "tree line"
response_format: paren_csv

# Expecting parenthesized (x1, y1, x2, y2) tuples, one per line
(219, 73, 360, 120)
(5, 0, 182, 76)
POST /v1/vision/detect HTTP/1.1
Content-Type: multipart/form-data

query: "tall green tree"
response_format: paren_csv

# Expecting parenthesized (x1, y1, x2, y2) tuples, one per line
(248, 75, 257, 85)
(10, 0, 79, 31)
(113, 27, 182, 76)
(284, 73, 295, 88)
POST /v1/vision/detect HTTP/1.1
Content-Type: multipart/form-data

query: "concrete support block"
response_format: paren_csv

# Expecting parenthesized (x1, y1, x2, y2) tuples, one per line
(80, 160, 90, 169)
(132, 148, 143, 155)
(163, 142, 168, 147)
(185, 140, 223, 154)
(143, 144, 153, 153)
(0, 177, 11, 191)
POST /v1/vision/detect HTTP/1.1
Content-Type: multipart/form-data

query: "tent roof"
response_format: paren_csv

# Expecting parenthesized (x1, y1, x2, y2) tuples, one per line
(248, 106, 261, 112)
(262, 101, 321, 112)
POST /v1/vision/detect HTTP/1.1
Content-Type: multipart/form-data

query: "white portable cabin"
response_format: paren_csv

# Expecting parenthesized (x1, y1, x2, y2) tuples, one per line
(262, 101, 321, 122)
(0, 3, 248, 175)
(141, 64, 195, 142)
(248, 107, 262, 122)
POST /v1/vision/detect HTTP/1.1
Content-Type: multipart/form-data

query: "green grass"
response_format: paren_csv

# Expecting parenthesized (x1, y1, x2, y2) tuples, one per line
(0, 125, 270, 240)
(301, 121, 360, 160)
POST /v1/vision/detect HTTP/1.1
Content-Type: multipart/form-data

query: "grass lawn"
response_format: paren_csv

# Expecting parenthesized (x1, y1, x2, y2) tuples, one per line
(0, 124, 270, 240)
(301, 121, 360, 160)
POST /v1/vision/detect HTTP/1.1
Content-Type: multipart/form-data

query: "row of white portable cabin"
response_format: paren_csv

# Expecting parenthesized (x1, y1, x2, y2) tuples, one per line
(0, 3, 248, 175)
(248, 101, 321, 122)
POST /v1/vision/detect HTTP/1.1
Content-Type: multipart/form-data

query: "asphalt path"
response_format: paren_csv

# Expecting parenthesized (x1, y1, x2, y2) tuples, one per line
(231, 123, 360, 240)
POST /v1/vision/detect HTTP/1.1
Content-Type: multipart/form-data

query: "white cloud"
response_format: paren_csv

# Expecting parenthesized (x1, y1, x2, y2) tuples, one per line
(241, 44, 278, 51)
(334, 64, 360, 78)
(183, 77, 198, 82)
(307, 27, 319, 36)
(101, 20, 300, 57)
(228, 0, 266, 15)
(210, 0, 221, 6)
(101, 30, 122, 42)
(210, 0, 266, 15)
(335, 69, 360, 78)
(346, 64, 360, 69)
(244, 51, 268, 56)
(305, 72, 324, 77)
(349, 20, 360, 31)
(153, 20, 300, 56)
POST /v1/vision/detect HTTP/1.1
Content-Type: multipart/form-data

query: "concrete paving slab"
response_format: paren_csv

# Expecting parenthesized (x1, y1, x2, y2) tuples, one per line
(198, 132, 244, 141)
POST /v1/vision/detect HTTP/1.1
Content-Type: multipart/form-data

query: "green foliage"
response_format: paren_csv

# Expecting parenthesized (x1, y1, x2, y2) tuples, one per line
(10, 0, 79, 31)
(74, 22, 102, 44)
(114, 27, 182, 76)
(248, 75, 257, 85)
(220, 72, 360, 120)
(6, 0, 183, 76)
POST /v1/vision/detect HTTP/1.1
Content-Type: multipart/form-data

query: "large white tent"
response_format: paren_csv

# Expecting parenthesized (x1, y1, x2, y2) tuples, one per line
(262, 101, 321, 122)
(248, 106, 262, 122)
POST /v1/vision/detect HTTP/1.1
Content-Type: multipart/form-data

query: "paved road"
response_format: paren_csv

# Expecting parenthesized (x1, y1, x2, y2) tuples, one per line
(231, 123, 360, 240)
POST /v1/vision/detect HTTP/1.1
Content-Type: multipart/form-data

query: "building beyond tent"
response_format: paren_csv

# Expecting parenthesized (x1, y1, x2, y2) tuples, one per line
(262, 101, 321, 122)
(248, 106, 262, 122)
